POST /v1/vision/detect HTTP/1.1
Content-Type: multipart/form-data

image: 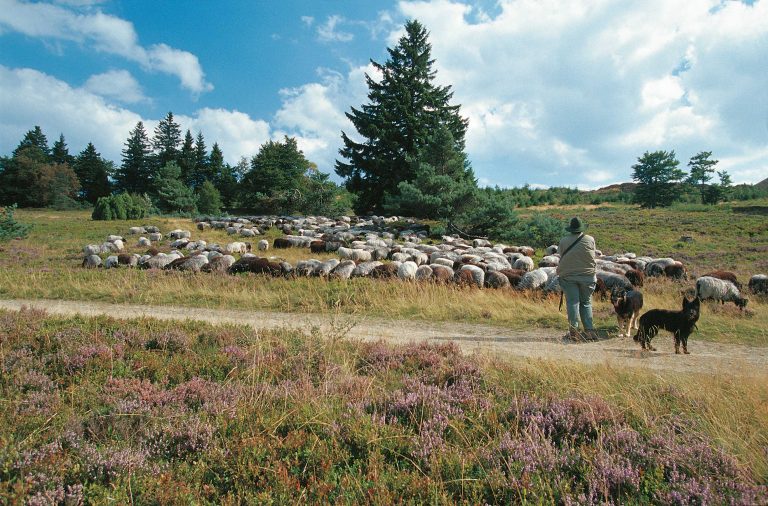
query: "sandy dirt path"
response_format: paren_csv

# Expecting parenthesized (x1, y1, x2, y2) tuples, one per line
(1, 298, 766, 378)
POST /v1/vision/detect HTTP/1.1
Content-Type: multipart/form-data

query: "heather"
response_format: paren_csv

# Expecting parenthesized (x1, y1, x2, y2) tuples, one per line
(1, 308, 765, 504)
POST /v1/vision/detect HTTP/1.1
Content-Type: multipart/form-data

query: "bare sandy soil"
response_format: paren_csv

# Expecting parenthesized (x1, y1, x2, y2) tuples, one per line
(1, 298, 766, 378)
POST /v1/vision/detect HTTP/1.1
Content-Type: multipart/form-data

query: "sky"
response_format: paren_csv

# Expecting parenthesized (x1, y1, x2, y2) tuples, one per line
(1, 0, 766, 189)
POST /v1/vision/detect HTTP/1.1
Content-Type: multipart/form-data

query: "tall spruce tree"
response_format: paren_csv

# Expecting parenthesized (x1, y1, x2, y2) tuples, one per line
(74, 142, 112, 203)
(51, 134, 75, 166)
(336, 19, 469, 213)
(210, 143, 237, 208)
(179, 129, 197, 187)
(0, 127, 51, 206)
(13, 126, 50, 158)
(194, 131, 212, 184)
(153, 111, 182, 169)
(115, 121, 153, 194)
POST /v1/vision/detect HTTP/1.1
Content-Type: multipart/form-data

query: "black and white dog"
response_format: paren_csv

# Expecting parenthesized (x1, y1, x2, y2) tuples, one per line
(610, 287, 643, 338)
(634, 296, 700, 354)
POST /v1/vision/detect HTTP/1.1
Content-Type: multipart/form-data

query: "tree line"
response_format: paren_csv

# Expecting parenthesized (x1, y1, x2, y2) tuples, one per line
(1, 19, 764, 234)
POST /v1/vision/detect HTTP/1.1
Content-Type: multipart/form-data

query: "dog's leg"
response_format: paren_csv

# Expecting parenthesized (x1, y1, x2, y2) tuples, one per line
(674, 333, 681, 354)
(682, 331, 690, 354)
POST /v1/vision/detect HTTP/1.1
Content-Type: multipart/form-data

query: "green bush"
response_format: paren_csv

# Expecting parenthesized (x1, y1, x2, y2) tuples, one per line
(0, 204, 32, 241)
(197, 181, 223, 215)
(92, 193, 152, 221)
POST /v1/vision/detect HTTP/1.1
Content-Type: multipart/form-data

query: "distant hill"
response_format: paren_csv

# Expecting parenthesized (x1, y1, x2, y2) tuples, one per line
(591, 182, 637, 194)
(757, 177, 768, 189)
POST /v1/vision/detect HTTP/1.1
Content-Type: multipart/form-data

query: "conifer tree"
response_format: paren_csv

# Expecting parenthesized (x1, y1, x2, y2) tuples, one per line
(115, 121, 153, 194)
(74, 142, 112, 203)
(153, 111, 182, 169)
(179, 129, 197, 187)
(631, 150, 685, 208)
(336, 19, 469, 213)
(195, 131, 212, 184)
(51, 134, 75, 166)
(13, 126, 49, 158)
(210, 143, 237, 207)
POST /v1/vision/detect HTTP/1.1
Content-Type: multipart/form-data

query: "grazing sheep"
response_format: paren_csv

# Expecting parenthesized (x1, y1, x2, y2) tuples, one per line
(645, 258, 679, 277)
(144, 226, 160, 234)
(164, 254, 209, 272)
(664, 263, 687, 280)
(82, 254, 102, 268)
(330, 260, 356, 280)
(106, 235, 124, 243)
(111, 239, 125, 252)
(239, 228, 258, 237)
(141, 254, 173, 270)
(485, 270, 511, 289)
(625, 269, 645, 287)
(497, 269, 524, 288)
(430, 265, 454, 283)
(545, 244, 558, 255)
(597, 271, 634, 292)
(370, 263, 399, 279)
(228, 257, 283, 276)
(431, 257, 455, 268)
(539, 255, 560, 267)
(352, 261, 383, 278)
(453, 269, 477, 287)
(518, 268, 549, 290)
(104, 255, 119, 269)
(518, 246, 535, 257)
(117, 253, 139, 267)
(257, 239, 269, 252)
(513, 256, 535, 272)
(460, 264, 485, 288)
(148, 232, 163, 242)
(310, 240, 326, 254)
(167, 229, 192, 240)
(273, 237, 292, 249)
(296, 259, 322, 277)
(544, 274, 561, 294)
(701, 270, 741, 290)
(137, 237, 151, 247)
(315, 259, 340, 277)
(415, 264, 434, 281)
(129, 226, 146, 235)
(696, 276, 748, 309)
(201, 255, 236, 273)
(226, 242, 251, 254)
(397, 261, 418, 281)
(83, 244, 101, 256)
(749, 274, 768, 295)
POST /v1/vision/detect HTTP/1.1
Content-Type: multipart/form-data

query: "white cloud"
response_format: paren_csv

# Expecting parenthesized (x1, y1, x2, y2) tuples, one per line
(84, 69, 147, 104)
(317, 15, 354, 42)
(0, 65, 268, 166)
(301, 16, 314, 27)
(0, 0, 212, 94)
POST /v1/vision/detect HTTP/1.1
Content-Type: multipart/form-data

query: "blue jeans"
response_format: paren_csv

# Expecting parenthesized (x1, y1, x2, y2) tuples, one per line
(559, 275, 596, 330)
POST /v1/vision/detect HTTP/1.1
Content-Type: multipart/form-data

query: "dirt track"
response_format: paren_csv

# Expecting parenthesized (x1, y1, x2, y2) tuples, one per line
(1, 298, 766, 378)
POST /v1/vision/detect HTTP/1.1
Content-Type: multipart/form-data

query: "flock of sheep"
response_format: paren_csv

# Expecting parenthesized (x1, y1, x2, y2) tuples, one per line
(80, 215, 768, 306)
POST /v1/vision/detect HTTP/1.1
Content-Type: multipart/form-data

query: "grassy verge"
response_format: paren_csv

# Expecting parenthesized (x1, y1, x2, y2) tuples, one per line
(1, 309, 765, 504)
(0, 208, 765, 346)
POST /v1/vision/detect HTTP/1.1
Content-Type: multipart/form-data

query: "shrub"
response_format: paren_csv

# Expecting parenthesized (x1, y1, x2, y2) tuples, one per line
(92, 193, 152, 221)
(196, 181, 223, 215)
(0, 204, 32, 241)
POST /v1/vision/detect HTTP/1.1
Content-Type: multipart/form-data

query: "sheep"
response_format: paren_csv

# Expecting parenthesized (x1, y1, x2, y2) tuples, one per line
(696, 276, 748, 309)
(430, 265, 454, 283)
(664, 263, 688, 280)
(597, 271, 634, 292)
(201, 255, 236, 273)
(310, 240, 326, 254)
(543, 274, 561, 294)
(144, 226, 160, 234)
(239, 228, 259, 237)
(257, 239, 269, 252)
(431, 257, 455, 269)
(117, 253, 139, 267)
(496, 269, 524, 288)
(167, 229, 192, 240)
(137, 237, 151, 247)
(539, 255, 560, 268)
(106, 235, 124, 242)
(104, 255, 119, 269)
(228, 257, 284, 276)
(315, 259, 340, 277)
(140, 254, 173, 270)
(460, 264, 485, 288)
(485, 270, 511, 289)
(415, 264, 434, 281)
(370, 263, 399, 279)
(164, 254, 209, 272)
(196, 222, 211, 231)
(701, 270, 741, 290)
(625, 269, 645, 287)
(749, 274, 768, 295)
(296, 259, 322, 277)
(273, 237, 292, 249)
(352, 261, 383, 278)
(83, 244, 101, 256)
(170, 239, 190, 249)
(513, 256, 535, 272)
(545, 244, 559, 256)
(397, 261, 418, 281)
(111, 239, 125, 252)
(518, 268, 550, 290)
(329, 260, 356, 280)
(226, 242, 251, 254)
(82, 254, 102, 268)
(148, 232, 163, 242)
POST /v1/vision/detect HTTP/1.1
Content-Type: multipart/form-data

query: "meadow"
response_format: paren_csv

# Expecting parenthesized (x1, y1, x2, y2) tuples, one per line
(0, 204, 766, 345)
(1, 309, 766, 504)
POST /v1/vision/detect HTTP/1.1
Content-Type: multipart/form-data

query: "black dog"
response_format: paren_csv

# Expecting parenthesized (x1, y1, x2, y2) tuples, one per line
(611, 287, 643, 338)
(633, 296, 700, 354)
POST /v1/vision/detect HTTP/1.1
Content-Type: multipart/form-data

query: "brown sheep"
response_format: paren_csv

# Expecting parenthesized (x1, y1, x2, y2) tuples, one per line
(497, 268, 525, 288)
(370, 263, 398, 279)
(625, 268, 645, 287)
(664, 264, 687, 280)
(145, 247, 160, 257)
(453, 269, 476, 287)
(702, 270, 741, 290)
(227, 257, 284, 276)
(430, 265, 454, 284)
(310, 240, 326, 254)
(273, 237, 292, 249)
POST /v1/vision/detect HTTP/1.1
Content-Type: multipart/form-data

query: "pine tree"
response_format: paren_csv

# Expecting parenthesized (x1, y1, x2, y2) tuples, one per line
(686, 151, 718, 204)
(153, 111, 182, 169)
(336, 19, 469, 213)
(13, 126, 49, 158)
(115, 121, 153, 194)
(74, 142, 112, 203)
(241, 137, 310, 199)
(178, 129, 197, 188)
(51, 134, 75, 166)
(631, 150, 685, 208)
(195, 131, 212, 183)
(210, 143, 237, 208)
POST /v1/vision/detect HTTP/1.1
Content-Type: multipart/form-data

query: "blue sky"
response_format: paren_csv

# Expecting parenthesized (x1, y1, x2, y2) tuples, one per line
(1, 0, 766, 189)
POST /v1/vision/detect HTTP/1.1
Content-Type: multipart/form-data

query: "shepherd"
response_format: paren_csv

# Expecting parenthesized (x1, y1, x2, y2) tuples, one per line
(556, 217, 597, 340)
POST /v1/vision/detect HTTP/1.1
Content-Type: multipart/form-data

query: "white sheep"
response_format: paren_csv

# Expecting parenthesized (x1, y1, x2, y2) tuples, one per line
(352, 261, 383, 277)
(226, 242, 250, 254)
(82, 254, 102, 268)
(696, 276, 748, 309)
(83, 244, 101, 256)
(129, 226, 146, 235)
(397, 261, 418, 281)
(749, 274, 768, 295)
(104, 255, 119, 269)
(518, 268, 549, 290)
(513, 256, 535, 272)
(148, 232, 163, 242)
(257, 239, 269, 251)
(137, 237, 151, 247)
(460, 264, 485, 288)
(329, 260, 356, 280)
